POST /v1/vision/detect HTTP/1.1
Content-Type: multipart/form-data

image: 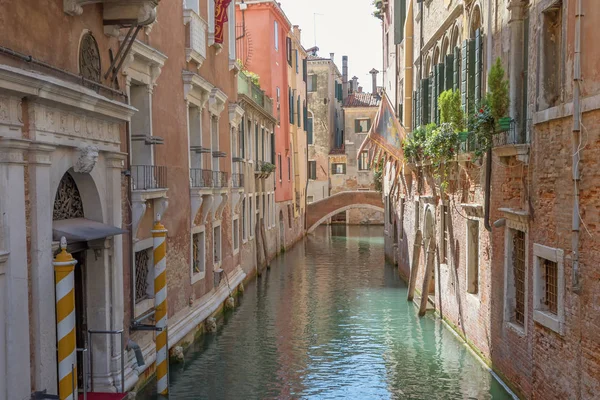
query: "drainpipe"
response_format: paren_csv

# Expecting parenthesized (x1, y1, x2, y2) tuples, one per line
(484, 148, 492, 232)
(572, 0, 583, 293)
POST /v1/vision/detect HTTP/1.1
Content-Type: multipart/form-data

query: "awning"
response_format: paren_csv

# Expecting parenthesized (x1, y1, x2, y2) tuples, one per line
(53, 218, 128, 243)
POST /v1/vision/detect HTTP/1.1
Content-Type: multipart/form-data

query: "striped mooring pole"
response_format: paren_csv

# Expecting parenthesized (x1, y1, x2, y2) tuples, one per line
(54, 237, 78, 400)
(152, 216, 169, 396)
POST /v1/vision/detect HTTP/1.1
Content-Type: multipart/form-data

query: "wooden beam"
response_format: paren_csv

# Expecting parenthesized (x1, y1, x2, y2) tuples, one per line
(418, 237, 436, 317)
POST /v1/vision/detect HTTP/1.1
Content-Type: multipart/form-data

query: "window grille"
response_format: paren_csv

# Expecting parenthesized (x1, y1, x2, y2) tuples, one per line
(543, 258, 558, 315)
(513, 230, 526, 325)
(135, 249, 151, 303)
(192, 232, 205, 274)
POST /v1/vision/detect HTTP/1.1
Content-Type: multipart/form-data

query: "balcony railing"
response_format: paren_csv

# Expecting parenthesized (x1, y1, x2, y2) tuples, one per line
(190, 169, 228, 188)
(493, 119, 529, 147)
(232, 173, 244, 188)
(132, 165, 167, 190)
(183, 9, 207, 67)
(238, 72, 274, 116)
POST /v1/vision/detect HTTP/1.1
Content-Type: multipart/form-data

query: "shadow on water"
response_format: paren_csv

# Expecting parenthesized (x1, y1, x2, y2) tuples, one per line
(138, 225, 511, 400)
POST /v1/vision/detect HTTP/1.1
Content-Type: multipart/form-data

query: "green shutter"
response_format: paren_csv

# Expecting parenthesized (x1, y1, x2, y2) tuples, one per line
(367, 119, 371, 131)
(432, 66, 438, 124)
(412, 91, 417, 130)
(297, 96, 301, 127)
(468, 38, 476, 113)
(436, 63, 445, 124)
(453, 47, 460, 92)
(355, 119, 360, 132)
(461, 40, 468, 114)
(428, 76, 433, 124)
(394, 0, 406, 44)
(420, 78, 429, 126)
(414, 89, 420, 128)
(445, 54, 454, 91)
(474, 28, 483, 107)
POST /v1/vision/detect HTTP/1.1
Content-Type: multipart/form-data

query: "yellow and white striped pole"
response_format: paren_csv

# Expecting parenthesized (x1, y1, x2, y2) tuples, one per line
(54, 237, 78, 400)
(152, 215, 169, 396)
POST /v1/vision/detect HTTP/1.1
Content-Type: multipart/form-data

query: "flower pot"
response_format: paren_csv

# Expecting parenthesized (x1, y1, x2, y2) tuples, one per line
(498, 117, 512, 131)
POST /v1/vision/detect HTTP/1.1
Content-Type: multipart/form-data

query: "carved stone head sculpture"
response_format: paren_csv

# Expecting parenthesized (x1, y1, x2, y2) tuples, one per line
(74, 145, 99, 174)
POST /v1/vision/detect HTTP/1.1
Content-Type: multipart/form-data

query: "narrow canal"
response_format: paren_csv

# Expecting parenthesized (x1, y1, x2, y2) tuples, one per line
(142, 225, 512, 399)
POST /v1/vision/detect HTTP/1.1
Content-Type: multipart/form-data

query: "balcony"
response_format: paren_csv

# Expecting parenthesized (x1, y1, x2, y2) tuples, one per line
(232, 173, 244, 188)
(238, 72, 274, 116)
(184, 9, 208, 68)
(190, 169, 228, 189)
(254, 161, 275, 179)
(131, 165, 167, 190)
(492, 119, 530, 164)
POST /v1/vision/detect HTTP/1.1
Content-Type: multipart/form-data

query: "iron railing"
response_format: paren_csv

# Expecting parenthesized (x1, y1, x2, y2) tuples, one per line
(493, 119, 529, 147)
(254, 160, 265, 172)
(190, 168, 213, 188)
(213, 171, 228, 188)
(238, 72, 274, 115)
(131, 165, 167, 190)
(232, 173, 244, 188)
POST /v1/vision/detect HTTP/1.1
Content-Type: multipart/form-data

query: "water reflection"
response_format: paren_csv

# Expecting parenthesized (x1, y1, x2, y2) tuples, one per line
(140, 225, 510, 400)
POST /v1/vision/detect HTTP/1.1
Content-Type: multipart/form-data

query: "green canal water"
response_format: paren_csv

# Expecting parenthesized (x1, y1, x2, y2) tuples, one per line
(141, 225, 512, 399)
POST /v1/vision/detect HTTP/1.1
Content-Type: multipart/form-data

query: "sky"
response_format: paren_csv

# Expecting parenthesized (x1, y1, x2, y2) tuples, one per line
(277, 0, 383, 92)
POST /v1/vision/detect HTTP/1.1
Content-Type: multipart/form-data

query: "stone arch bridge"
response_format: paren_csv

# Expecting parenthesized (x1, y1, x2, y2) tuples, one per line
(306, 191, 384, 233)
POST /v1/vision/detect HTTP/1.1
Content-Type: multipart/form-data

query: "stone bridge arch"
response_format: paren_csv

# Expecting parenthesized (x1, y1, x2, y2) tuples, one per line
(306, 191, 384, 233)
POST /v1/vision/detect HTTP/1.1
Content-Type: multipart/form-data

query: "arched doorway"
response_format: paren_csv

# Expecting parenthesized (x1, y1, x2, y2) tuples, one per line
(53, 172, 87, 389)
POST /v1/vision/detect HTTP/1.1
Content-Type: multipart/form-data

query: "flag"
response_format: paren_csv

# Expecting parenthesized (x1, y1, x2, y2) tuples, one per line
(214, 0, 233, 45)
(357, 92, 407, 163)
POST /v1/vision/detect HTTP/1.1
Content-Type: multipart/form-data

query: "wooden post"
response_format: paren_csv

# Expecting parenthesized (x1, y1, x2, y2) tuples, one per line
(407, 229, 422, 301)
(255, 220, 262, 276)
(418, 237, 436, 317)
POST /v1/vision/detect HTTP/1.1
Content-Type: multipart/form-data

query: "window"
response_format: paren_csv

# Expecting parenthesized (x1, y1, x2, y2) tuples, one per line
(274, 21, 279, 51)
(213, 225, 221, 264)
(358, 151, 370, 170)
(287, 204, 292, 227)
(297, 96, 301, 128)
(308, 75, 317, 92)
(308, 160, 316, 180)
(533, 244, 565, 334)
(539, 2, 562, 110)
(233, 218, 239, 252)
(134, 248, 153, 304)
(192, 231, 205, 276)
(242, 198, 247, 241)
(278, 153, 282, 181)
(307, 116, 314, 144)
(505, 228, 527, 328)
(399, 197, 405, 240)
(295, 49, 299, 73)
(307, 196, 314, 204)
(331, 163, 346, 175)
(441, 204, 449, 264)
(355, 118, 371, 133)
(249, 197, 254, 238)
(287, 157, 291, 181)
(466, 219, 479, 294)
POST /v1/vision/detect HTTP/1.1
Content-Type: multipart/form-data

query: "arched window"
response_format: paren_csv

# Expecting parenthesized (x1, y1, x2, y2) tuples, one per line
(79, 32, 101, 83)
(53, 173, 84, 221)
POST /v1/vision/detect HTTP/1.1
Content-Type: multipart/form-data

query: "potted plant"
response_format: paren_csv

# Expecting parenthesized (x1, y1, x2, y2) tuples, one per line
(261, 162, 276, 175)
(487, 58, 510, 132)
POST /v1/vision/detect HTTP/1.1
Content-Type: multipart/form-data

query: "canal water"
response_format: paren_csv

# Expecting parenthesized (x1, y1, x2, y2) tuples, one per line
(141, 225, 512, 399)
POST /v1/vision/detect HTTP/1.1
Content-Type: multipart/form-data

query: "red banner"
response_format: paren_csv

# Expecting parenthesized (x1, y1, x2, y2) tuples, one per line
(214, 0, 233, 44)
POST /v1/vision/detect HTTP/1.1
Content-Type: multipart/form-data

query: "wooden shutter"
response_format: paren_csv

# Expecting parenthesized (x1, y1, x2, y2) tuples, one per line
(445, 54, 454, 91)
(453, 47, 460, 92)
(468, 39, 476, 113)
(432, 67, 438, 124)
(428, 76, 433, 124)
(303, 59, 308, 82)
(414, 89, 419, 128)
(436, 63, 445, 124)
(367, 119, 372, 131)
(412, 90, 417, 129)
(461, 40, 468, 114)
(474, 28, 483, 107)
(331, 163, 335, 175)
(297, 96, 301, 127)
(240, 117, 245, 158)
(342, 163, 347, 174)
(394, 0, 406, 44)
(286, 37, 292, 66)
(420, 78, 429, 126)
(355, 119, 360, 132)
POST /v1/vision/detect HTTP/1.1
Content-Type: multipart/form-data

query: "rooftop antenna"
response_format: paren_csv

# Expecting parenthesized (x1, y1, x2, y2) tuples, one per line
(313, 13, 324, 47)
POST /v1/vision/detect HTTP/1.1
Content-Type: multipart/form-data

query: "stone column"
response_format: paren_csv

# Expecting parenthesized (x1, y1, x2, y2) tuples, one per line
(0, 138, 31, 400)
(508, 1, 526, 142)
(29, 143, 58, 393)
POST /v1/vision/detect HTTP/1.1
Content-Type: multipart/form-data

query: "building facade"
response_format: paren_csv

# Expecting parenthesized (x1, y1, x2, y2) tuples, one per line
(306, 54, 344, 204)
(381, 0, 600, 399)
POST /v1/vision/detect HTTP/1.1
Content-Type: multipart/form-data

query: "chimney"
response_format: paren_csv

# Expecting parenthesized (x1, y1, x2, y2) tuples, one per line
(369, 68, 379, 95)
(330, 53, 335, 63)
(358, 86, 363, 93)
(342, 56, 349, 101)
(351, 76, 359, 93)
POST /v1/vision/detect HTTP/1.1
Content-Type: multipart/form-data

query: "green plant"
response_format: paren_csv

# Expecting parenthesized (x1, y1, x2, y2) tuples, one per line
(424, 123, 460, 166)
(373, 158, 384, 192)
(237, 58, 261, 88)
(467, 100, 495, 157)
(439, 89, 464, 131)
(487, 58, 509, 122)
(261, 162, 276, 173)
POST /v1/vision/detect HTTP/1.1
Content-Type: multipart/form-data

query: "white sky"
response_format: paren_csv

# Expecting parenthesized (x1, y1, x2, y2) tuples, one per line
(277, 0, 383, 92)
